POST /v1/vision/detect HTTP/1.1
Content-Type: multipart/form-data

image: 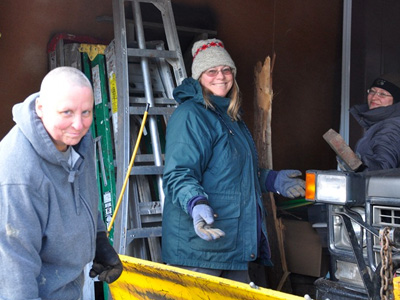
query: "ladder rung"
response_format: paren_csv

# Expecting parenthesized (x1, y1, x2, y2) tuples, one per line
(130, 97, 176, 105)
(135, 153, 164, 163)
(130, 106, 176, 116)
(128, 79, 167, 94)
(130, 165, 164, 175)
(141, 215, 162, 224)
(127, 227, 162, 243)
(127, 48, 178, 60)
(124, 0, 165, 6)
(129, 84, 167, 95)
(139, 201, 162, 215)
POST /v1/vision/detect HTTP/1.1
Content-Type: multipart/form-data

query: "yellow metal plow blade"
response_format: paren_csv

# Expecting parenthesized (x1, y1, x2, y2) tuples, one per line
(109, 255, 303, 300)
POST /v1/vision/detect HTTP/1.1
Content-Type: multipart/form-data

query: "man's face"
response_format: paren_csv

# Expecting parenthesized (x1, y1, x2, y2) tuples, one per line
(368, 87, 394, 109)
(36, 85, 94, 152)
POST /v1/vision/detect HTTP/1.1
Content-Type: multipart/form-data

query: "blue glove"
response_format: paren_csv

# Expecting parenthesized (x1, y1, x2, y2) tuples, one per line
(274, 170, 305, 198)
(191, 204, 225, 241)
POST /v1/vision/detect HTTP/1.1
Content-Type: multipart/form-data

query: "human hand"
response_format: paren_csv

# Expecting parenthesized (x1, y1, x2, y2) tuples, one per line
(274, 170, 305, 198)
(192, 204, 225, 241)
(89, 231, 123, 283)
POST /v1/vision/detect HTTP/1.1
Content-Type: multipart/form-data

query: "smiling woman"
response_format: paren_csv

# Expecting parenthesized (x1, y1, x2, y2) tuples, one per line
(161, 38, 305, 284)
(199, 66, 234, 97)
(367, 87, 393, 109)
(35, 67, 94, 151)
(0, 66, 122, 300)
(350, 72, 400, 170)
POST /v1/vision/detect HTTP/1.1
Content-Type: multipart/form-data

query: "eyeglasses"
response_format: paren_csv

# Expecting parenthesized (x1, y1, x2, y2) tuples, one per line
(367, 89, 392, 98)
(203, 67, 233, 77)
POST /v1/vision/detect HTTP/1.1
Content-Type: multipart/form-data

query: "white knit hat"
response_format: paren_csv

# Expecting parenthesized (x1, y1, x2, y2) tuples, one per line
(191, 39, 236, 80)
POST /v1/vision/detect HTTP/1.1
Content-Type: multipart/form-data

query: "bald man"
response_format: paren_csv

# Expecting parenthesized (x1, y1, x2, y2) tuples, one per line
(0, 67, 122, 300)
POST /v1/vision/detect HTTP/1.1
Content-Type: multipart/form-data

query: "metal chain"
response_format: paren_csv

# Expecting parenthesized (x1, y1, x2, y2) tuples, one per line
(380, 227, 394, 300)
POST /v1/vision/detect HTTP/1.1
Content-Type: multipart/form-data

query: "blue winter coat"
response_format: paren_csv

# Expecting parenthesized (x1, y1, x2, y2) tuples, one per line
(350, 102, 400, 170)
(162, 78, 273, 270)
(0, 93, 106, 300)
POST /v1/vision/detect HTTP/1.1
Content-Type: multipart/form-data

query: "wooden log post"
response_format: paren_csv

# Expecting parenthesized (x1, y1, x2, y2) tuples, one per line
(253, 55, 292, 293)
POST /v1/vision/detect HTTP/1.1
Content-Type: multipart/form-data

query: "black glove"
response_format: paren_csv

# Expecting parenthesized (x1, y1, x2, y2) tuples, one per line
(89, 231, 123, 283)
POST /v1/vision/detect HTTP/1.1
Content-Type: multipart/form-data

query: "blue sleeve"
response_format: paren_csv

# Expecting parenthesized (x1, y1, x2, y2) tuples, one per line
(187, 196, 209, 216)
(162, 104, 212, 213)
(357, 120, 400, 171)
(259, 168, 278, 193)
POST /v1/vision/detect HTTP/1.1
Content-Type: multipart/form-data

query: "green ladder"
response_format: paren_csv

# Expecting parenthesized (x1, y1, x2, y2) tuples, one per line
(48, 36, 118, 300)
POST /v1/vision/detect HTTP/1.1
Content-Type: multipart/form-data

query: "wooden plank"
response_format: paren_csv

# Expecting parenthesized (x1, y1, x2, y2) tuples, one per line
(253, 55, 292, 292)
(323, 128, 362, 171)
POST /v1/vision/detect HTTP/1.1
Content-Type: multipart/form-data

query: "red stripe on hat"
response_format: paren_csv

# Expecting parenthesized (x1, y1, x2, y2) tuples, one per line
(193, 41, 225, 60)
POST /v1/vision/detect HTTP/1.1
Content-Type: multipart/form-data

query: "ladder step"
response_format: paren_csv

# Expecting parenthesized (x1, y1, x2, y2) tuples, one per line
(135, 153, 164, 163)
(127, 0, 164, 4)
(130, 96, 176, 106)
(127, 227, 162, 243)
(141, 214, 162, 224)
(139, 201, 162, 217)
(128, 63, 168, 94)
(127, 48, 179, 60)
(140, 210, 162, 224)
(130, 165, 164, 175)
(130, 106, 176, 116)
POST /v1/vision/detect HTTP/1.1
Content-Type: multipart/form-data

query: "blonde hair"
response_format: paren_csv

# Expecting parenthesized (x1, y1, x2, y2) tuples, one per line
(201, 80, 242, 121)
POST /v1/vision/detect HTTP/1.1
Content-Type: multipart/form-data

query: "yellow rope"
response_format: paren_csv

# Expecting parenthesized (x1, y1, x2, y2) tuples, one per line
(107, 105, 150, 234)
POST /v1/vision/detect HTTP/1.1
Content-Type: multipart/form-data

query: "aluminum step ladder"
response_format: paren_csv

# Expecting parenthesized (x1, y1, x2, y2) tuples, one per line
(111, 0, 187, 261)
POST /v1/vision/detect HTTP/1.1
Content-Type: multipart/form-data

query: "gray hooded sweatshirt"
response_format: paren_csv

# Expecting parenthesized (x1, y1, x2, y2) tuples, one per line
(0, 93, 106, 300)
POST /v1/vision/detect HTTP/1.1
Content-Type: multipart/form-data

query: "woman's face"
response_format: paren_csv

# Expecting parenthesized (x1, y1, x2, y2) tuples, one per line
(367, 87, 394, 109)
(199, 65, 234, 97)
(36, 85, 94, 152)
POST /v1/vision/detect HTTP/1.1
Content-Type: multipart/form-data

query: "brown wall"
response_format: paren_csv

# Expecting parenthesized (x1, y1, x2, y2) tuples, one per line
(172, 0, 342, 172)
(0, 0, 342, 173)
(0, 0, 114, 137)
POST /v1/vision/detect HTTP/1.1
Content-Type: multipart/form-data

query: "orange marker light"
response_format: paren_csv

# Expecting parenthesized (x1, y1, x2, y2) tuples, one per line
(305, 172, 316, 201)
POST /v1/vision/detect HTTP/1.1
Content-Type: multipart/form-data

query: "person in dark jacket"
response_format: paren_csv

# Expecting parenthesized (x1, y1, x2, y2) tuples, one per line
(350, 73, 400, 170)
(0, 67, 122, 300)
(162, 39, 305, 283)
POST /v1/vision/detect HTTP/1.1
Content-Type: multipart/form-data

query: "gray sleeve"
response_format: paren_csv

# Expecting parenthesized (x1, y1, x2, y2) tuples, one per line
(0, 184, 43, 299)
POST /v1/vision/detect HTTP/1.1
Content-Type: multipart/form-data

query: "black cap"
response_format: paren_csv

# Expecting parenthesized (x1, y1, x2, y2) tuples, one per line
(370, 72, 400, 103)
